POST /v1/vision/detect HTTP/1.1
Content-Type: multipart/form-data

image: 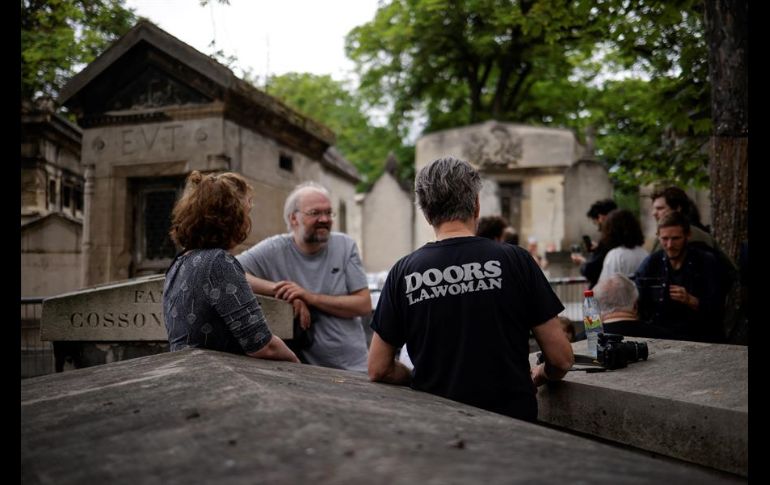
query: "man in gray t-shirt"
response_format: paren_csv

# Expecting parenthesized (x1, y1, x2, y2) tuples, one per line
(236, 182, 371, 372)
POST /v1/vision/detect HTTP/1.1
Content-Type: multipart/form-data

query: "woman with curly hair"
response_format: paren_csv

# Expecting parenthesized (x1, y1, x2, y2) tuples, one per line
(597, 209, 649, 283)
(163, 171, 299, 362)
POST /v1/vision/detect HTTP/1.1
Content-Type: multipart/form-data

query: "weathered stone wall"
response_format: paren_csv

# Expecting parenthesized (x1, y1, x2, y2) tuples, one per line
(21, 216, 83, 297)
(321, 170, 363, 253)
(362, 173, 413, 272)
(415, 121, 582, 251)
(563, 159, 613, 249)
(80, 116, 360, 285)
(524, 173, 566, 252)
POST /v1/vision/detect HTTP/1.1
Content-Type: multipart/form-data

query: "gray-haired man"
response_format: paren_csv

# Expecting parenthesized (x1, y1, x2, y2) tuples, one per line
(368, 157, 573, 422)
(594, 273, 673, 339)
(237, 182, 371, 372)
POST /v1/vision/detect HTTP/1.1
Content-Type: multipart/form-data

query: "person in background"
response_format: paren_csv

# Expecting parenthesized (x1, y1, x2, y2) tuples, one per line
(476, 215, 508, 242)
(650, 186, 716, 252)
(593, 273, 674, 339)
(163, 171, 299, 363)
(571, 199, 618, 288)
(597, 209, 648, 283)
(236, 181, 372, 372)
(635, 212, 726, 343)
(367, 156, 573, 422)
(502, 226, 519, 246)
(527, 236, 544, 268)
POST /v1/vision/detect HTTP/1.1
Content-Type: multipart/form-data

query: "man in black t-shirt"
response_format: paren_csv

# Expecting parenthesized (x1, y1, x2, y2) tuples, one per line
(368, 157, 574, 422)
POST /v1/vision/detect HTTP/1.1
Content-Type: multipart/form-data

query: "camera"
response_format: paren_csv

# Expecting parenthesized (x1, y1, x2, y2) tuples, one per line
(596, 333, 648, 370)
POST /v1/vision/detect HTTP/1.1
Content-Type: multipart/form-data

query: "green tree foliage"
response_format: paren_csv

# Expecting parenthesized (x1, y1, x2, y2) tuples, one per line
(21, 0, 137, 101)
(588, 0, 711, 191)
(345, 0, 710, 190)
(266, 73, 414, 189)
(345, 0, 605, 132)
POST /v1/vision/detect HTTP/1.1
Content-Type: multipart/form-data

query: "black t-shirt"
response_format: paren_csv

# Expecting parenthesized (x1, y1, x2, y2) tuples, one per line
(371, 236, 564, 421)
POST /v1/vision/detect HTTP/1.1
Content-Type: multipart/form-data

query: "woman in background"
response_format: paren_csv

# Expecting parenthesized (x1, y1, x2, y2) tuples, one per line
(163, 171, 299, 363)
(598, 209, 648, 283)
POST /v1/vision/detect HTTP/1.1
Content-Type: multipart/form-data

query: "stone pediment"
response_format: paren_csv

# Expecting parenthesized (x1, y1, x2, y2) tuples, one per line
(418, 120, 585, 171)
(59, 22, 227, 118)
(105, 65, 210, 112)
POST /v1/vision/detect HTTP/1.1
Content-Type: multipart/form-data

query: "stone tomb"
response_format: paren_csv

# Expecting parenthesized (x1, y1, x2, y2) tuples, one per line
(531, 338, 748, 477)
(21, 349, 741, 484)
(41, 275, 294, 368)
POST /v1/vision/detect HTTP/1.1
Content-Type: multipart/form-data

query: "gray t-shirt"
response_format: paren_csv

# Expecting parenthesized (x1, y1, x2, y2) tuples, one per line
(236, 232, 368, 372)
(163, 248, 272, 354)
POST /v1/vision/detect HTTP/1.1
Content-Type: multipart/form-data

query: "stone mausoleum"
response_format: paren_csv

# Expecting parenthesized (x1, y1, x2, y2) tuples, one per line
(413, 121, 612, 254)
(54, 20, 363, 288)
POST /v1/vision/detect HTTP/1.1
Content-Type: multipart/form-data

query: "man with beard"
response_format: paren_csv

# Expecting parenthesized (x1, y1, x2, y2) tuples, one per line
(635, 211, 725, 342)
(236, 182, 371, 371)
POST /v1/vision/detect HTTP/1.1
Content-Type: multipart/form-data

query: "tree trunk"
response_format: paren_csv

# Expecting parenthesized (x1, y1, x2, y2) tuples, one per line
(703, 0, 748, 343)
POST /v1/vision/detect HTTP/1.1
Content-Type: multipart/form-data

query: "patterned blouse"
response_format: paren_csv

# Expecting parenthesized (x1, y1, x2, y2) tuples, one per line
(163, 248, 271, 354)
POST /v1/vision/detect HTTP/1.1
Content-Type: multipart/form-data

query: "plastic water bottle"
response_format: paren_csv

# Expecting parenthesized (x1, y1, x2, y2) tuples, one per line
(583, 289, 604, 358)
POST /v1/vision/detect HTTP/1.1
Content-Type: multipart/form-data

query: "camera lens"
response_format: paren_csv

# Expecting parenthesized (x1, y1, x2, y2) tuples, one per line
(636, 342, 649, 361)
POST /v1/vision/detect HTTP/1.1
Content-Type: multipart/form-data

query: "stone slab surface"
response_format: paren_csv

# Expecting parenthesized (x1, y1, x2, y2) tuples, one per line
(41, 275, 293, 341)
(531, 338, 748, 476)
(22, 349, 742, 485)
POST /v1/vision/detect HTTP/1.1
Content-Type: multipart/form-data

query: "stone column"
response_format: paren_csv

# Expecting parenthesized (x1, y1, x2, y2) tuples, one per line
(80, 163, 95, 289)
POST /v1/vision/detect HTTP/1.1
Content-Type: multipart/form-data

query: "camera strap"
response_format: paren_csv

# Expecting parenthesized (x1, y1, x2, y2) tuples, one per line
(537, 352, 607, 372)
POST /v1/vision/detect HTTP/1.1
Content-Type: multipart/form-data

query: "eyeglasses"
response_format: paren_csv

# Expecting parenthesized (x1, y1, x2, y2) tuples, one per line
(297, 209, 336, 219)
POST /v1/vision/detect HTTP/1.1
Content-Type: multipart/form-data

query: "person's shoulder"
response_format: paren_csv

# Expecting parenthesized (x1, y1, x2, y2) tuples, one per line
(638, 249, 663, 268)
(255, 233, 292, 251)
(502, 241, 534, 261)
(330, 231, 360, 251)
(210, 247, 239, 262)
(330, 231, 354, 242)
(688, 244, 719, 265)
(191, 248, 232, 271)
(648, 248, 666, 259)
(192, 247, 227, 261)
(605, 246, 622, 257)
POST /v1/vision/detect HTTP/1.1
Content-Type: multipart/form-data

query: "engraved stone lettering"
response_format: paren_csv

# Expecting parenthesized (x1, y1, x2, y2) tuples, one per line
(70, 313, 83, 327)
(121, 129, 136, 155)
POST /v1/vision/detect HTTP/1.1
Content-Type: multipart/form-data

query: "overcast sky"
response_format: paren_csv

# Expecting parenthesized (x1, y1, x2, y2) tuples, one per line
(124, 0, 381, 84)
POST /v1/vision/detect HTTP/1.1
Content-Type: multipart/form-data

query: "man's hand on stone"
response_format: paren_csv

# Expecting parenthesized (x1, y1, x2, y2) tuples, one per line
(531, 363, 548, 387)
